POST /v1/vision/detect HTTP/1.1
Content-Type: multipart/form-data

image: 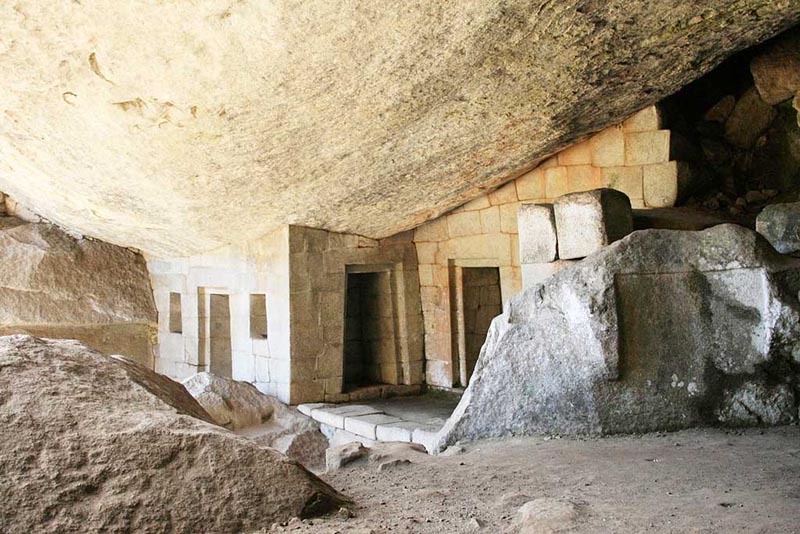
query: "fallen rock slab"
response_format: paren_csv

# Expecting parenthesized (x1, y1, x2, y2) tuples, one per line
(184, 372, 329, 468)
(756, 201, 800, 254)
(0, 335, 346, 533)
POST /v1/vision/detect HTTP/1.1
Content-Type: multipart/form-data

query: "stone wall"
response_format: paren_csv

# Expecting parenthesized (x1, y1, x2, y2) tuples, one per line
(148, 227, 293, 402)
(413, 105, 687, 388)
(288, 226, 424, 404)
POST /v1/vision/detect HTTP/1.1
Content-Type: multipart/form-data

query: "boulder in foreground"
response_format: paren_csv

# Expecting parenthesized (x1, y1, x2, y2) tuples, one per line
(0, 335, 346, 533)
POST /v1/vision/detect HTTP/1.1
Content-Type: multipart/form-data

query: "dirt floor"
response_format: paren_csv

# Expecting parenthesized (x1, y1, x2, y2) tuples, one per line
(263, 425, 800, 534)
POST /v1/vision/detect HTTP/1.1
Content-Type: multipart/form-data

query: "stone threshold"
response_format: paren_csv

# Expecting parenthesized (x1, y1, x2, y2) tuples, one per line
(298, 402, 442, 453)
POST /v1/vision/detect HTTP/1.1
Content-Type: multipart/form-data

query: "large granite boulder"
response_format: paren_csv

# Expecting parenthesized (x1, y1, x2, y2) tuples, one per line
(436, 225, 800, 449)
(0, 336, 346, 533)
(184, 373, 329, 468)
(0, 217, 156, 366)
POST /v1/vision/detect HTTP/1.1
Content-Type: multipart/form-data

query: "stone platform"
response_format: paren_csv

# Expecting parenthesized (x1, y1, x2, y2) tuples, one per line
(298, 394, 460, 452)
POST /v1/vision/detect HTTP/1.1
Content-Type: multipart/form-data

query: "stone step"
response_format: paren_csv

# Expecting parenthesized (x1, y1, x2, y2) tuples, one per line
(298, 402, 442, 452)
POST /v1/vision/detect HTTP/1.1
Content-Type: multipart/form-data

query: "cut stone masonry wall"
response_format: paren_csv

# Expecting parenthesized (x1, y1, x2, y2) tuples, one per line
(412, 105, 687, 389)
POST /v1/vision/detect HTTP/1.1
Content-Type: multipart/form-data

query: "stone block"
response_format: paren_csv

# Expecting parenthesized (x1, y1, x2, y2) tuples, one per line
(622, 105, 662, 132)
(310, 404, 383, 429)
(557, 140, 592, 166)
(643, 161, 691, 208)
(418, 264, 434, 286)
(756, 202, 800, 254)
(460, 195, 491, 212)
(624, 130, 670, 166)
(375, 421, 418, 442)
(415, 242, 438, 264)
(601, 166, 643, 200)
(290, 380, 325, 405)
(554, 189, 633, 260)
(589, 127, 625, 167)
(425, 359, 453, 388)
(539, 156, 558, 168)
(488, 182, 518, 206)
(515, 168, 546, 200)
(344, 413, 403, 440)
(521, 260, 575, 288)
(414, 217, 449, 242)
(480, 206, 501, 234)
(297, 402, 334, 416)
(517, 204, 557, 263)
(499, 203, 520, 234)
(544, 167, 569, 199)
(411, 427, 440, 453)
(566, 165, 600, 193)
(447, 211, 482, 238)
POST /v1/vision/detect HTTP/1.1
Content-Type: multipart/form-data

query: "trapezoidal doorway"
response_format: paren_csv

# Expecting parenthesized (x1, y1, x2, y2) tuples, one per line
(451, 265, 502, 387)
(198, 290, 233, 379)
(343, 269, 400, 392)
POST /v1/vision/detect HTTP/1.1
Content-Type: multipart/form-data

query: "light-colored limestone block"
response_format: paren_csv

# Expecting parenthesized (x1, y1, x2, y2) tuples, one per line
(624, 130, 670, 165)
(480, 206, 501, 234)
(540, 156, 559, 169)
(589, 127, 625, 167)
(415, 242, 438, 264)
(499, 203, 521, 234)
(297, 402, 334, 416)
(622, 105, 662, 132)
(544, 167, 569, 199)
(557, 140, 592, 166)
(516, 168, 546, 200)
(414, 217, 449, 242)
(566, 165, 601, 193)
(518, 204, 557, 263)
(344, 413, 403, 440)
(460, 195, 491, 211)
(554, 189, 633, 260)
(642, 161, 690, 207)
(447, 211, 483, 238)
(375, 421, 418, 442)
(601, 166, 644, 200)
(489, 182, 519, 206)
(310, 405, 383, 429)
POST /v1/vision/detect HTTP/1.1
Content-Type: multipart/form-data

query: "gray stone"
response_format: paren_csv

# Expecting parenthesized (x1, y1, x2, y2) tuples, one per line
(436, 225, 800, 449)
(344, 413, 403, 440)
(0, 335, 345, 533)
(756, 202, 800, 254)
(518, 204, 557, 263)
(326, 442, 369, 471)
(554, 189, 633, 260)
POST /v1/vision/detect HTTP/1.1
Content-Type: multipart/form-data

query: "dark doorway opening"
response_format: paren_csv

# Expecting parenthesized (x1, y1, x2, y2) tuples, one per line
(343, 271, 398, 392)
(458, 267, 502, 386)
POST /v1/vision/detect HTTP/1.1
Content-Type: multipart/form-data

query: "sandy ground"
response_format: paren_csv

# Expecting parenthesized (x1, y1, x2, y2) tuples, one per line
(264, 425, 800, 534)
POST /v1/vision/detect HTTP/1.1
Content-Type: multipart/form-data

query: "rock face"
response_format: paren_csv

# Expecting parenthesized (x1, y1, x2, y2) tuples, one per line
(751, 27, 800, 105)
(184, 372, 328, 467)
(0, 336, 345, 533)
(437, 225, 800, 449)
(0, 2, 798, 256)
(0, 218, 157, 366)
(756, 202, 800, 254)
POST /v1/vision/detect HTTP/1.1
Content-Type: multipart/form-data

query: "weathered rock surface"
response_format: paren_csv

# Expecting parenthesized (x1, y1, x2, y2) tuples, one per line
(751, 27, 800, 105)
(724, 87, 778, 149)
(756, 202, 800, 254)
(0, 217, 156, 366)
(437, 225, 800, 448)
(510, 499, 580, 534)
(0, 2, 798, 256)
(184, 372, 328, 467)
(326, 442, 369, 472)
(0, 336, 345, 533)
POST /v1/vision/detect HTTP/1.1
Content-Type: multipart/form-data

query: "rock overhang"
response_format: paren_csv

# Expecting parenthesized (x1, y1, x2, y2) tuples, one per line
(1, 1, 799, 257)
